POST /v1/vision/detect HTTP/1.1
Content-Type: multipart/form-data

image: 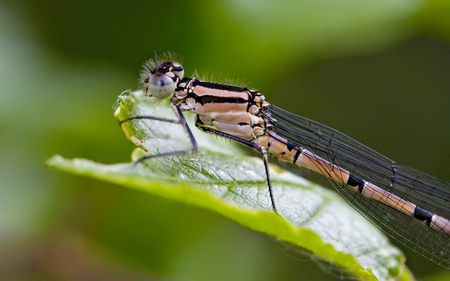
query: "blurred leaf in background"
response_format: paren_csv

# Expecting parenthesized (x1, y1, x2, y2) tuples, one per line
(2, 0, 450, 280)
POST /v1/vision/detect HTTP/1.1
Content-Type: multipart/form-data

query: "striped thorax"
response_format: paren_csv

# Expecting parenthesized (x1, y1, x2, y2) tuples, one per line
(174, 77, 271, 140)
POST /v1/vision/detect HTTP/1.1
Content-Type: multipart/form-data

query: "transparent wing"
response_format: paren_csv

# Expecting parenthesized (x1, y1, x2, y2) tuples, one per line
(266, 105, 450, 268)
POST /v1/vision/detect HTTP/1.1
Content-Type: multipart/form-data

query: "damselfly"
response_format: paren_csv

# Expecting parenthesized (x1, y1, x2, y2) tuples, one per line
(119, 55, 450, 270)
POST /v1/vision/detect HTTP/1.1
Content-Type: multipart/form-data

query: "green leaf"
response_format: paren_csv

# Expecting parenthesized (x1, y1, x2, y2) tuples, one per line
(46, 90, 414, 281)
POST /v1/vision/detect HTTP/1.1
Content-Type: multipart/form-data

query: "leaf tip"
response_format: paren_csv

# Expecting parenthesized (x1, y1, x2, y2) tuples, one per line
(44, 154, 65, 168)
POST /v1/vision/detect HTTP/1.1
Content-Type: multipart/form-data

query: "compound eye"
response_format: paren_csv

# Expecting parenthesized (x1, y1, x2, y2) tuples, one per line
(147, 73, 176, 99)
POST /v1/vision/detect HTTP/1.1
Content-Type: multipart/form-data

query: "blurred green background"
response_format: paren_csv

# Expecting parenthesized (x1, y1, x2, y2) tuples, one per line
(2, 0, 450, 280)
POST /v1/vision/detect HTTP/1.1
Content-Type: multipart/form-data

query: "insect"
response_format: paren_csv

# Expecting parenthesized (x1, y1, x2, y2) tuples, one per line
(119, 55, 450, 269)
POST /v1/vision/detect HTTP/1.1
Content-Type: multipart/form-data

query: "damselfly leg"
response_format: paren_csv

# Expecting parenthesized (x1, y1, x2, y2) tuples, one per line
(119, 102, 198, 162)
(197, 123, 277, 212)
(119, 102, 278, 212)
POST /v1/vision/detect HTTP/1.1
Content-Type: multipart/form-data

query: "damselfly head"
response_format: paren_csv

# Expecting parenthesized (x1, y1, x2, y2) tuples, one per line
(152, 61, 184, 79)
(141, 59, 185, 99)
